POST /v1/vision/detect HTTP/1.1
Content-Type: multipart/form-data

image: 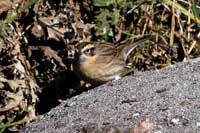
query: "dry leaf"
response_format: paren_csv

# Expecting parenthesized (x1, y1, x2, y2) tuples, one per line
(0, 0, 12, 15)
(41, 46, 66, 68)
(0, 90, 23, 112)
(31, 23, 45, 38)
(7, 79, 26, 92)
(129, 118, 156, 133)
(38, 17, 65, 41)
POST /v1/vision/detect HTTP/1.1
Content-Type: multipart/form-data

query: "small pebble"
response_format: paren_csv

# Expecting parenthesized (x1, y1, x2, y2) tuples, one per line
(196, 122, 200, 127)
(154, 130, 163, 133)
(133, 113, 140, 117)
(171, 118, 179, 125)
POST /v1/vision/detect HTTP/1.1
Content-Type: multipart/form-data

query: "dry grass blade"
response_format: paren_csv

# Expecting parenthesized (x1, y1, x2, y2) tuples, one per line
(169, 0, 175, 46)
(163, 0, 200, 24)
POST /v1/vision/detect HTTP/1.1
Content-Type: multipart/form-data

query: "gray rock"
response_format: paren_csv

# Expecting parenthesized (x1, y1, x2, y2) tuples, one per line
(22, 58, 200, 133)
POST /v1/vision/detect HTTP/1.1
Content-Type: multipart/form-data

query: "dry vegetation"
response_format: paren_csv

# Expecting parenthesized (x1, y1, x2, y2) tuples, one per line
(0, 0, 199, 132)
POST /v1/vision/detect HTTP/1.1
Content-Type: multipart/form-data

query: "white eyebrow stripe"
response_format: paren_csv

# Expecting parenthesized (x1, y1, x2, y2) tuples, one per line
(82, 44, 95, 52)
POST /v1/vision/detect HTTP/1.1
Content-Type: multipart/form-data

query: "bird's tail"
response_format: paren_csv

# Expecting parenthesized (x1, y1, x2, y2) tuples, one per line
(121, 34, 152, 61)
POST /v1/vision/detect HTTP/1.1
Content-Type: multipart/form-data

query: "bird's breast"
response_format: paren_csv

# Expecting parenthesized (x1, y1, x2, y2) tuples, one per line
(79, 56, 126, 82)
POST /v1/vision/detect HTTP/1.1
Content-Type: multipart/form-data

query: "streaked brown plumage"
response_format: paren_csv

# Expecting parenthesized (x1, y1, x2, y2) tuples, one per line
(73, 35, 151, 85)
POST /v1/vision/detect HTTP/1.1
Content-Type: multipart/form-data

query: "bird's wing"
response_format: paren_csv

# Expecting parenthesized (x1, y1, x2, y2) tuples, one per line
(94, 43, 118, 64)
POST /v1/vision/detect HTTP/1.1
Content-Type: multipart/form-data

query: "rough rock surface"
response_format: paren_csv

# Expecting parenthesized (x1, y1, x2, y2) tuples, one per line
(22, 58, 200, 133)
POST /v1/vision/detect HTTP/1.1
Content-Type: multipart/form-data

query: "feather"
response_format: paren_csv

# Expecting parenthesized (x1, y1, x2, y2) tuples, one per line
(122, 34, 151, 61)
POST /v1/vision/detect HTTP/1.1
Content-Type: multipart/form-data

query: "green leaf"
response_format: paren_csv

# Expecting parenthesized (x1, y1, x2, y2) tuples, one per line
(112, 9, 121, 24)
(192, 0, 200, 29)
(93, 0, 114, 7)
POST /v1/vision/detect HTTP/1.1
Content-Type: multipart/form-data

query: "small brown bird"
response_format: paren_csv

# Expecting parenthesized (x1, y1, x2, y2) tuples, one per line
(73, 35, 151, 85)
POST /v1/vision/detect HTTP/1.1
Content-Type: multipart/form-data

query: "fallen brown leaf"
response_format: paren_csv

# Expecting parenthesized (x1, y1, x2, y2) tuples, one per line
(129, 118, 156, 133)
(0, 0, 12, 15)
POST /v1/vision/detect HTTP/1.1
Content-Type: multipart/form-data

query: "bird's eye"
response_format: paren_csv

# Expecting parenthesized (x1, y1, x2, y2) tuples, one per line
(84, 47, 96, 56)
(84, 48, 90, 54)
